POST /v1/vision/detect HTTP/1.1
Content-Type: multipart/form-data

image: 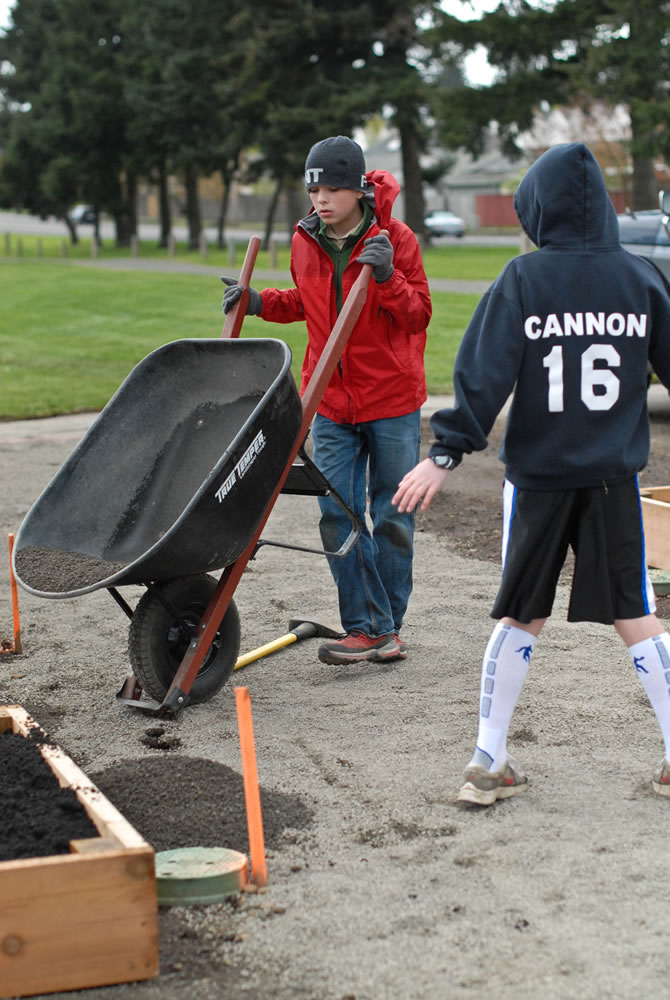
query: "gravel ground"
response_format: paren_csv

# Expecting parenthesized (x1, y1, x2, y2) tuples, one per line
(3, 392, 670, 1000)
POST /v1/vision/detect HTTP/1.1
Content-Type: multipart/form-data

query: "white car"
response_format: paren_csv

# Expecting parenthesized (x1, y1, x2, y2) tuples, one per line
(69, 204, 96, 224)
(424, 210, 466, 238)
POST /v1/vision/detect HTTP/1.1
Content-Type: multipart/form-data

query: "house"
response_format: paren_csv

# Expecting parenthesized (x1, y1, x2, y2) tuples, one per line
(364, 129, 528, 230)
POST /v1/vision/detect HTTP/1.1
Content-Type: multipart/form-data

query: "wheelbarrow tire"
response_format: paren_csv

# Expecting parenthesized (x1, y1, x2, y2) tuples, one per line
(128, 574, 240, 704)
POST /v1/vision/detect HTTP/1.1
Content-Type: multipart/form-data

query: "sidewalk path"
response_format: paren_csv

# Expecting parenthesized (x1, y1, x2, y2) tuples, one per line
(0, 397, 458, 446)
(70, 256, 492, 294)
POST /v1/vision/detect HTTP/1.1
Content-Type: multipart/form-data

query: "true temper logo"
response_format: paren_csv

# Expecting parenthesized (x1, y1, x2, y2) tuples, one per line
(215, 430, 267, 503)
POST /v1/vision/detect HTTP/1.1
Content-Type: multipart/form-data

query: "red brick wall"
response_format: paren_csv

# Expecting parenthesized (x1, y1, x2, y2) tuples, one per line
(476, 194, 519, 227)
(476, 190, 627, 226)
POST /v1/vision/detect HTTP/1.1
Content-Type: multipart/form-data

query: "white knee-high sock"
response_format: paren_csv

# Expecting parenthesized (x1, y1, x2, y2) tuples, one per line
(628, 633, 670, 761)
(470, 623, 536, 772)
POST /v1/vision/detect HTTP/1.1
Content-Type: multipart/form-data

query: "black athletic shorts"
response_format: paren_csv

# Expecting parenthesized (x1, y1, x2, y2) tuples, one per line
(491, 475, 656, 625)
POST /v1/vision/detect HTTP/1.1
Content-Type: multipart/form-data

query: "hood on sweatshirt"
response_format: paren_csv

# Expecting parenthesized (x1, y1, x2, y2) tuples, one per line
(513, 142, 620, 252)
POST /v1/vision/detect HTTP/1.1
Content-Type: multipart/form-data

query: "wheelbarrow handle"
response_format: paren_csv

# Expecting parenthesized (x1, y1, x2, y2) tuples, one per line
(298, 230, 389, 438)
(221, 236, 262, 340)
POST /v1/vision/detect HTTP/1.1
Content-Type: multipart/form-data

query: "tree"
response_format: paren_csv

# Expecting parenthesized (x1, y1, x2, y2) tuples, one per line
(573, 0, 670, 208)
(518, 100, 633, 200)
(364, 2, 442, 237)
(230, 0, 375, 243)
(429, 0, 670, 209)
(0, 0, 136, 244)
(120, 0, 253, 250)
(229, 0, 451, 241)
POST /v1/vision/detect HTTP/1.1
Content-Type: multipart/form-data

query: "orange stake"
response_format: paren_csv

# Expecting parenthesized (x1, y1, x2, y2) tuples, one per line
(234, 686, 267, 887)
(7, 534, 22, 654)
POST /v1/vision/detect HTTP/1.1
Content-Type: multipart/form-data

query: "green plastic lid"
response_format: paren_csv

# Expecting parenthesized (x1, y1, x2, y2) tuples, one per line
(155, 846, 248, 906)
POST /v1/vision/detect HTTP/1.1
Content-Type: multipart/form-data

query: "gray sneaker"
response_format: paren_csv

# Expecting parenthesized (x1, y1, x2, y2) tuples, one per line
(457, 757, 528, 806)
(652, 759, 670, 797)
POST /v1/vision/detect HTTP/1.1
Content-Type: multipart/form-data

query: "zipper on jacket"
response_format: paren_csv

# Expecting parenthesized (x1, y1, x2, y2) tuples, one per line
(333, 245, 345, 314)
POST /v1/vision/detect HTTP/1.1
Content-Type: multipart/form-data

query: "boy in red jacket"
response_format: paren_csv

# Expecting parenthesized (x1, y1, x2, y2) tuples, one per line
(223, 135, 431, 664)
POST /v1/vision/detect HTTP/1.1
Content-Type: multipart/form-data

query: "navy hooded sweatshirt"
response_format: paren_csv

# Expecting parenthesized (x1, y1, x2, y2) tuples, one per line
(429, 142, 670, 490)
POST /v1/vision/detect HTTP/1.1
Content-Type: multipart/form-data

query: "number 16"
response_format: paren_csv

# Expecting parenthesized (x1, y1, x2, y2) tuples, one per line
(543, 344, 621, 412)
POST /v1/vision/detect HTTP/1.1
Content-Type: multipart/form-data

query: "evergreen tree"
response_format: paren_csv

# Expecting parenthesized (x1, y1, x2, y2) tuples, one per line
(120, 0, 251, 250)
(0, 0, 134, 243)
(429, 0, 670, 209)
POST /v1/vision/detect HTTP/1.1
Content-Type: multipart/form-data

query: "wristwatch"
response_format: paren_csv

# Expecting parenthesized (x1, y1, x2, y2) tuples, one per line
(430, 454, 455, 470)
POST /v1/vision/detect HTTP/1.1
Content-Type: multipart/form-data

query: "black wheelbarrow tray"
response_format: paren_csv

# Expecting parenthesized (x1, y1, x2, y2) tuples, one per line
(12, 238, 372, 715)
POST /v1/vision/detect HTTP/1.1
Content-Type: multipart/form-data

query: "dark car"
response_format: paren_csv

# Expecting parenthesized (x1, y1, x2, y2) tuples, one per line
(620, 193, 670, 388)
(617, 198, 670, 281)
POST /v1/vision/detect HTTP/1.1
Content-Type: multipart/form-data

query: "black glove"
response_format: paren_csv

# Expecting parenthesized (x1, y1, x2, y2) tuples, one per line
(221, 277, 262, 315)
(357, 234, 394, 283)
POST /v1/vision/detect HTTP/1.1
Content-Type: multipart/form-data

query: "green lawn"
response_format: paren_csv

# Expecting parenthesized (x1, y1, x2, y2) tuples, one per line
(1, 241, 513, 419)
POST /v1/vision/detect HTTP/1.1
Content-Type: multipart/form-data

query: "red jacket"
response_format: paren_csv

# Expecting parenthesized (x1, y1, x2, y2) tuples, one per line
(259, 169, 431, 423)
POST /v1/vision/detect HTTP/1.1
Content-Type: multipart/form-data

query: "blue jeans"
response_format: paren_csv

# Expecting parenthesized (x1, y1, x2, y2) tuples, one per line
(311, 410, 421, 637)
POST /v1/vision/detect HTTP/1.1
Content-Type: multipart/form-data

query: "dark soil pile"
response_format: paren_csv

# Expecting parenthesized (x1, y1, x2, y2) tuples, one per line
(0, 729, 99, 860)
(90, 756, 315, 856)
(14, 545, 126, 593)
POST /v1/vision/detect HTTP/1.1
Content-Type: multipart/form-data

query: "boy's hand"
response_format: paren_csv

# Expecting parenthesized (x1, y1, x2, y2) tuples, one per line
(393, 458, 449, 513)
(357, 234, 394, 283)
(221, 277, 262, 315)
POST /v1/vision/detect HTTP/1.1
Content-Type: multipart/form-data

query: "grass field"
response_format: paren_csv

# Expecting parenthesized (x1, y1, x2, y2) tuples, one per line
(1, 239, 519, 420)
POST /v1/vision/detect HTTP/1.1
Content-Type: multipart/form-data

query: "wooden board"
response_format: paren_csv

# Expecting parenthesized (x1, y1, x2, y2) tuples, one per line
(0, 705, 158, 998)
(640, 487, 670, 570)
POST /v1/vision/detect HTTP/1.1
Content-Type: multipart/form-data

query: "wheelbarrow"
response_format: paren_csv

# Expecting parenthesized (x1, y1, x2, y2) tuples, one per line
(12, 237, 372, 715)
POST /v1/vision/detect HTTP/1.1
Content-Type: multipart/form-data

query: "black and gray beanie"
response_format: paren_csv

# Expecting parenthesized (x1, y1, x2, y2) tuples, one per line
(304, 136, 367, 192)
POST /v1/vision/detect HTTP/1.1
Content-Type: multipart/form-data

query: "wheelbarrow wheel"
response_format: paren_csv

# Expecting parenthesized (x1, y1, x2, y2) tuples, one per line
(128, 574, 240, 704)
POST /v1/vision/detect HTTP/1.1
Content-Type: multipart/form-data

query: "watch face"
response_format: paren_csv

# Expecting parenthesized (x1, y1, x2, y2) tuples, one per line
(433, 455, 451, 468)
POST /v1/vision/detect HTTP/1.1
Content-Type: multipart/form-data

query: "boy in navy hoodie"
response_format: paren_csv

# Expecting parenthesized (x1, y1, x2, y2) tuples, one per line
(394, 142, 670, 803)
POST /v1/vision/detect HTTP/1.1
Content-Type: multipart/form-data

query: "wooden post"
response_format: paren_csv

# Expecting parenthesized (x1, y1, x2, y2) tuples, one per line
(270, 238, 277, 269)
(36, 239, 43, 257)
(167, 233, 176, 258)
(227, 237, 236, 266)
(3, 233, 10, 256)
(199, 231, 207, 260)
(60, 240, 68, 258)
(91, 237, 98, 259)
(16, 238, 23, 257)
(131, 235, 138, 258)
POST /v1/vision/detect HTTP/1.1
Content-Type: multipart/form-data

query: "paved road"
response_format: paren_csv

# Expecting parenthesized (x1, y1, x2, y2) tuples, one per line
(2, 209, 502, 293)
(0, 209, 522, 249)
